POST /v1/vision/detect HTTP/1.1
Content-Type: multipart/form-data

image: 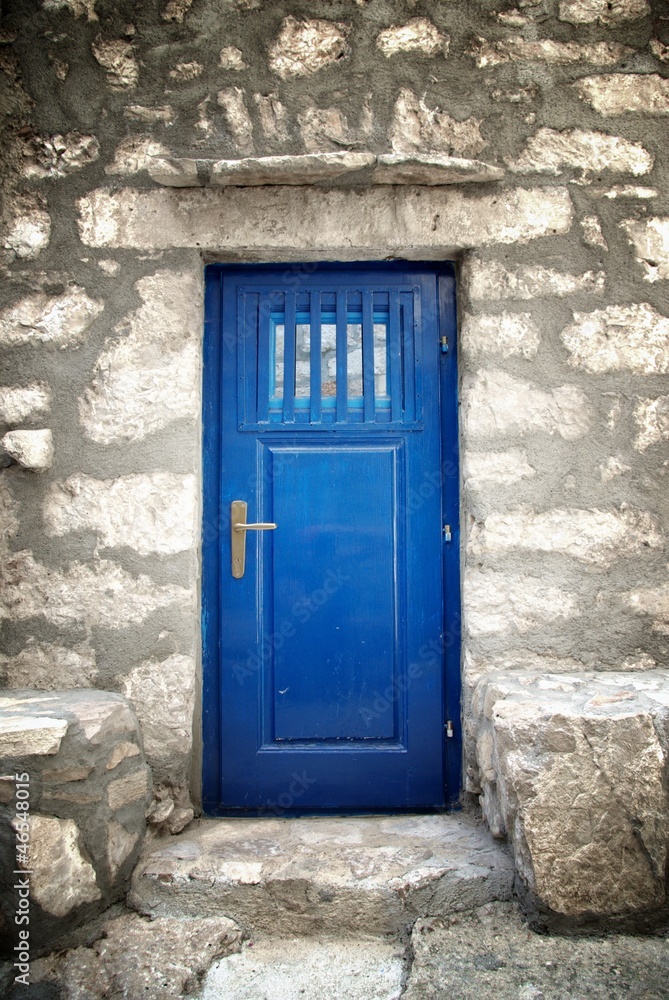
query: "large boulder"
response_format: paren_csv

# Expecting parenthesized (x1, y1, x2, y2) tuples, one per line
(0, 690, 151, 957)
(468, 670, 669, 927)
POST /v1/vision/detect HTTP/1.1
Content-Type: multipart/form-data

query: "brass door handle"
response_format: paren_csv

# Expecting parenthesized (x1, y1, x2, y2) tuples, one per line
(231, 501, 277, 578)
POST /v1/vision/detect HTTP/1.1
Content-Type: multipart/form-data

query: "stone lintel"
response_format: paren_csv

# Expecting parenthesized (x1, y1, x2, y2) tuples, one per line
(148, 151, 504, 188)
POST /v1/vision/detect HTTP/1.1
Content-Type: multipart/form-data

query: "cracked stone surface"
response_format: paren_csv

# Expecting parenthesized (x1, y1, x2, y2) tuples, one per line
(129, 814, 515, 938)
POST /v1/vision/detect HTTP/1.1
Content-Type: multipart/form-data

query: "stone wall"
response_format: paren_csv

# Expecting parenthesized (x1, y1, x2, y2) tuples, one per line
(0, 0, 668, 913)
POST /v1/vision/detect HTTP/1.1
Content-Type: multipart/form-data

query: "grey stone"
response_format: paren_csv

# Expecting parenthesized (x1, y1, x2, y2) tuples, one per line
(107, 768, 150, 810)
(147, 157, 202, 186)
(129, 814, 514, 937)
(0, 714, 67, 756)
(42, 912, 242, 999)
(203, 938, 405, 1000)
(0, 640, 97, 691)
(404, 904, 669, 999)
(372, 153, 503, 185)
(209, 152, 376, 186)
(470, 671, 669, 919)
(76, 186, 574, 253)
(26, 815, 102, 916)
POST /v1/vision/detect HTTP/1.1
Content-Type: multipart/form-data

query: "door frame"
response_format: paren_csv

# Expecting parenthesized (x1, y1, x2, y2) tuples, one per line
(201, 260, 461, 812)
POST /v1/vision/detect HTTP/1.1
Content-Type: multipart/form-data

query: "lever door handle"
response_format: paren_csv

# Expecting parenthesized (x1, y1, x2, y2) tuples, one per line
(233, 522, 278, 532)
(231, 501, 277, 578)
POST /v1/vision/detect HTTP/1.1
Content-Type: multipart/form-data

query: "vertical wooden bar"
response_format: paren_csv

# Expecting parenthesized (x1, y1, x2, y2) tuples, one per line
(283, 291, 296, 423)
(412, 285, 422, 422)
(402, 291, 416, 422)
(388, 290, 402, 423)
(335, 289, 347, 422)
(255, 293, 270, 424)
(309, 290, 322, 423)
(362, 289, 375, 422)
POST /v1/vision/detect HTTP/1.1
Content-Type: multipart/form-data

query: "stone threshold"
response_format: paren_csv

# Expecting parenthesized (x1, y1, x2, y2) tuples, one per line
(148, 151, 505, 188)
(128, 812, 515, 940)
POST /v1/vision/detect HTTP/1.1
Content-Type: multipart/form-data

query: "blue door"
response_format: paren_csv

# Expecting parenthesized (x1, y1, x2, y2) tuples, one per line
(202, 262, 460, 813)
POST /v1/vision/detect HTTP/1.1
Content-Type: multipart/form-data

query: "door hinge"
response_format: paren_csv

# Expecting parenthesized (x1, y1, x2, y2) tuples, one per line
(445, 720, 454, 738)
(440, 335, 449, 354)
(442, 524, 452, 542)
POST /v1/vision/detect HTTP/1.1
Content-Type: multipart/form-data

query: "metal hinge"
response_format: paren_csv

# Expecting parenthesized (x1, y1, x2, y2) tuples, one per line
(440, 335, 449, 354)
(442, 524, 452, 542)
(445, 720, 454, 738)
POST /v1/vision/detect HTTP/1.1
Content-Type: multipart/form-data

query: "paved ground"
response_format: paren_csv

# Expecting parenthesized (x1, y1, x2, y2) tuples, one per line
(3, 900, 668, 998)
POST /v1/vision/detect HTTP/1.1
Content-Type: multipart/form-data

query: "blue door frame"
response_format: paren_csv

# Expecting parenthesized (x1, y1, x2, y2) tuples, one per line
(202, 262, 461, 813)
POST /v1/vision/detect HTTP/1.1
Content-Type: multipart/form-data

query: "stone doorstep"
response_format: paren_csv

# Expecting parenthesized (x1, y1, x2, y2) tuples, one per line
(128, 813, 515, 940)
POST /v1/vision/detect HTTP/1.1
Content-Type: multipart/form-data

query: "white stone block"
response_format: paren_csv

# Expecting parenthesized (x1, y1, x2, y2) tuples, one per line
(575, 74, 669, 115)
(0, 287, 103, 348)
(463, 370, 592, 441)
(633, 396, 669, 452)
(461, 312, 540, 359)
(0, 383, 51, 423)
(43, 472, 197, 555)
(561, 303, 669, 374)
(79, 269, 201, 444)
(105, 137, 170, 175)
(509, 128, 652, 176)
(390, 88, 485, 157)
(122, 654, 196, 779)
(76, 186, 574, 253)
(217, 88, 254, 155)
(558, 0, 650, 24)
(0, 640, 97, 690)
(0, 552, 194, 629)
(0, 716, 68, 756)
(469, 507, 663, 568)
(91, 37, 138, 89)
(268, 16, 350, 79)
(620, 216, 669, 282)
(462, 257, 605, 301)
(464, 568, 578, 636)
(472, 37, 632, 68)
(2, 429, 53, 472)
(463, 449, 536, 486)
(376, 18, 449, 58)
(25, 815, 101, 916)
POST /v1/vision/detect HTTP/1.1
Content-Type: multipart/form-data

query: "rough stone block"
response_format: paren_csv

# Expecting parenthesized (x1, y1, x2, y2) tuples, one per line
(463, 448, 536, 487)
(558, 0, 650, 24)
(21, 132, 99, 180)
(462, 370, 592, 441)
(463, 568, 577, 636)
(0, 383, 51, 424)
(0, 690, 149, 955)
(472, 37, 632, 68)
(209, 151, 375, 186)
(0, 551, 193, 630)
(509, 128, 652, 176)
(461, 312, 540, 359)
(470, 671, 669, 920)
(561, 303, 669, 374)
(2, 192, 51, 261)
(147, 157, 202, 187)
(390, 88, 485, 157)
(372, 153, 503, 185)
(217, 88, 254, 155)
(105, 136, 169, 176)
(376, 18, 449, 58)
(1, 429, 53, 472)
(43, 472, 197, 556)
(121, 654, 195, 784)
(268, 16, 350, 79)
(462, 257, 605, 300)
(627, 583, 669, 636)
(469, 507, 663, 568)
(621, 217, 669, 282)
(76, 186, 573, 254)
(91, 37, 138, 89)
(633, 396, 669, 452)
(0, 288, 103, 349)
(575, 74, 669, 115)
(78, 269, 201, 444)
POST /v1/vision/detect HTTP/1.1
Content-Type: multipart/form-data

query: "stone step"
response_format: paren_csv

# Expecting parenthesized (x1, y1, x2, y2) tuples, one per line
(129, 813, 515, 939)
